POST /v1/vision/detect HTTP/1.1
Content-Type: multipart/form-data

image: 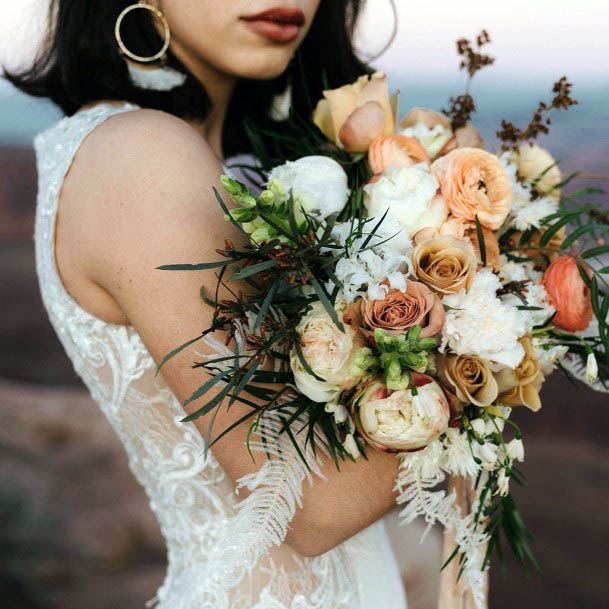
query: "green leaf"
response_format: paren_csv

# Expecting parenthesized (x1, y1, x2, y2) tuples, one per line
(287, 192, 304, 243)
(156, 333, 204, 376)
(561, 224, 609, 251)
(231, 260, 278, 281)
(309, 276, 344, 332)
(582, 244, 609, 259)
(183, 369, 233, 407)
(156, 260, 234, 271)
(253, 279, 280, 332)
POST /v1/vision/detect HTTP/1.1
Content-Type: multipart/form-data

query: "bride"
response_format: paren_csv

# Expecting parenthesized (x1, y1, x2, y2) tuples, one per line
(10, 1, 408, 608)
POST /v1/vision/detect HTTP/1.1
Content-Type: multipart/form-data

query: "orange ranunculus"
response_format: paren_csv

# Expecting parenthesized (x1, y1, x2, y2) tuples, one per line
(432, 148, 512, 230)
(368, 135, 429, 174)
(313, 72, 395, 152)
(542, 256, 593, 332)
(344, 282, 445, 339)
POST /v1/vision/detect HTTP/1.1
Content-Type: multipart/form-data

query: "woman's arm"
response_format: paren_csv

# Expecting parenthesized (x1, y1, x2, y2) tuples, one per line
(59, 109, 399, 557)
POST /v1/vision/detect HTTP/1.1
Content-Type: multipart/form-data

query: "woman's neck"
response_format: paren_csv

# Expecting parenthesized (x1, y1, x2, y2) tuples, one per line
(172, 45, 237, 161)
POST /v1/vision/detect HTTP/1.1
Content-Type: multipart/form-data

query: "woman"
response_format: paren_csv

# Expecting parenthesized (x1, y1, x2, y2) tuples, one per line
(10, 1, 407, 607)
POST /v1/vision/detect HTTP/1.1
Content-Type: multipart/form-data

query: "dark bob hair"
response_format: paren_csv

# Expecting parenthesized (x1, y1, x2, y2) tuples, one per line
(8, 0, 373, 157)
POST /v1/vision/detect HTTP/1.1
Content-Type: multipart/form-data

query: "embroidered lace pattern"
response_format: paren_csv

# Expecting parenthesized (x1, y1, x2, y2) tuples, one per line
(33, 103, 407, 609)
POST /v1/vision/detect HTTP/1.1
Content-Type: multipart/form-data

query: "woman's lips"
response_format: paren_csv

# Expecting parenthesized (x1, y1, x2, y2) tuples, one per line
(241, 7, 305, 43)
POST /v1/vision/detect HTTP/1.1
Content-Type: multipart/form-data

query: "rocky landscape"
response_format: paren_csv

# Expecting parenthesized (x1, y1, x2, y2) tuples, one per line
(1, 146, 608, 609)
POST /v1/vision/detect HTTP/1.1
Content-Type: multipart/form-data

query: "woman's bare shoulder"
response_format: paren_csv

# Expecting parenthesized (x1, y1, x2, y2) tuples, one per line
(57, 107, 234, 310)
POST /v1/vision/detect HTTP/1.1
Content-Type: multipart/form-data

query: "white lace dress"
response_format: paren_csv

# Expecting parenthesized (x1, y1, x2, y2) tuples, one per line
(34, 102, 408, 609)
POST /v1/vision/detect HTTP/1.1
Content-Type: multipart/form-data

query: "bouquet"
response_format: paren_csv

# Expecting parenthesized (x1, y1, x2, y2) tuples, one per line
(160, 32, 608, 607)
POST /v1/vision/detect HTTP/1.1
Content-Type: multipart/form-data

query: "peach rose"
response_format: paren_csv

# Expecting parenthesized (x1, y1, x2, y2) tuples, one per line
(412, 235, 477, 294)
(495, 336, 544, 412)
(368, 135, 429, 174)
(432, 148, 512, 230)
(542, 256, 593, 332)
(313, 72, 395, 152)
(344, 282, 445, 339)
(437, 353, 499, 407)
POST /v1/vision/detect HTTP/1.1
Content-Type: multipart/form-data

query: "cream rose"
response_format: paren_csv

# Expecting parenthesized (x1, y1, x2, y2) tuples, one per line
(352, 379, 450, 452)
(511, 144, 562, 201)
(290, 303, 367, 403)
(412, 235, 477, 294)
(364, 164, 448, 238)
(432, 148, 512, 230)
(437, 354, 498, 407)
(312, 72, 395, 152)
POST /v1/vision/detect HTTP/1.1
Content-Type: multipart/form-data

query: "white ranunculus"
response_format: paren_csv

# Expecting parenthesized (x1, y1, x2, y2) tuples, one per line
(441, 269, 528, 369)
(290, 302, 366, 403)
(354, 379, 450, 452)
(364, 164, 447, 238)
(267, 155, 349, 219)
(400, 122, 453, 158)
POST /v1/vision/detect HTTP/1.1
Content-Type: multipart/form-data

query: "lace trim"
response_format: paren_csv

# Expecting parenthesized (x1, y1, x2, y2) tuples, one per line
(396, 443, 488, 609)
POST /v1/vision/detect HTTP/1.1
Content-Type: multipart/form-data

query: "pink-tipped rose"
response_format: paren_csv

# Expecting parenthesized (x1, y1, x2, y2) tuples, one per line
(542, 256, 593, 332)
(312, 72, 395, 152)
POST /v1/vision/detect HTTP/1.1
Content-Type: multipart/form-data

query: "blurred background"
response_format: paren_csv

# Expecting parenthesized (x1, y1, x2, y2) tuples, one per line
(0, 1, 607, 608)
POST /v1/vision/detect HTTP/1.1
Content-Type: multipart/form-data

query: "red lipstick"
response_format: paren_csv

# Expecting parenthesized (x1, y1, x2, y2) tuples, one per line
(241, 7, 306, 43)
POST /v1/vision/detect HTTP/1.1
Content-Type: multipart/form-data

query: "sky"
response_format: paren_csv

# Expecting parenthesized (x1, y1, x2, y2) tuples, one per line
(1, 0, 608, 83)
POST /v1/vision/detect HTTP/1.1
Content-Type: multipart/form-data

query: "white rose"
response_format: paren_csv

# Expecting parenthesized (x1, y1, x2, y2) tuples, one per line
(400, 121, 453, 158)
(364, 165, 447, 238)
(353, 379, 450, 452)
(290, 302, 366, 403)
(268, 155, 349, 219)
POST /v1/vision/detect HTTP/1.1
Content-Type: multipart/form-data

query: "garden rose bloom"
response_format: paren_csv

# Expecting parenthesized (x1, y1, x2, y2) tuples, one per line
(512, 144, 562, 201)
(412, 235, 477, 295)
(437, 354, 498, 407)
(344, 282, 445, 338)
(290, 303, 367, 403)
(432, 148, 512, 230)
(312, 72, 395, 152)
(364, 165, 448, 238)
(368, 135, 429, 174)
(542, 256, 593, 332)
(495, 336, 544, 412)
(352, 379, 450, 451)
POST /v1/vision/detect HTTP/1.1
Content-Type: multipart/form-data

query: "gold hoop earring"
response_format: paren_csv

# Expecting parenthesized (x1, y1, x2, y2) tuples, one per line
(115, 1, 171, 63)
